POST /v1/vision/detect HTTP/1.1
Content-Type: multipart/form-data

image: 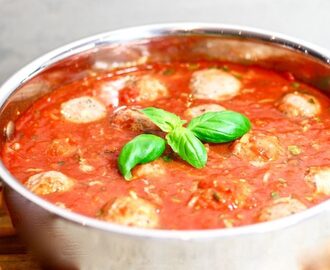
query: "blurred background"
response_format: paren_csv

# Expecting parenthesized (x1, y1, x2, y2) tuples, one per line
(0, 0, 329, 84)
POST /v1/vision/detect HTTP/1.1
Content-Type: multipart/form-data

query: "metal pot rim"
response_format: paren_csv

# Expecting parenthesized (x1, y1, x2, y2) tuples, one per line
(1, 22, 330, 240)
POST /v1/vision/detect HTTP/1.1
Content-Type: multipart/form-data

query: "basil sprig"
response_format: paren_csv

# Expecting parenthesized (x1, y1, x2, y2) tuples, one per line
(118, 107, 251, 180)
(118, 134, 166, 180)
(166, 127, 207, 168)
(142, 107, 185, 132)
(187, 110, 251, 143)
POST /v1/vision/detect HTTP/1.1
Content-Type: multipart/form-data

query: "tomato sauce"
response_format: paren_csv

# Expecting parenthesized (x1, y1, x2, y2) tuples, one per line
(2, 62, 330, 230)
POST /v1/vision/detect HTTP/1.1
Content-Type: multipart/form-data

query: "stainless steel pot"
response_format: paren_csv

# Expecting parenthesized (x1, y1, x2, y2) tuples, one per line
(0, 23, 329, 270)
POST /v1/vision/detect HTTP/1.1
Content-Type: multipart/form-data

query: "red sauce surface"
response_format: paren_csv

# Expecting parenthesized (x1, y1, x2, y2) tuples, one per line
(2, 62, 330, 230)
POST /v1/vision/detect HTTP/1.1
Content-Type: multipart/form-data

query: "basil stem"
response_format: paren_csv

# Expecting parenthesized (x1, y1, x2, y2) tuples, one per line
(142, 107, 185, 132)
(118, 134, 166, 180)
(187, 111, 251, 143)
(166, 127, 207, 168)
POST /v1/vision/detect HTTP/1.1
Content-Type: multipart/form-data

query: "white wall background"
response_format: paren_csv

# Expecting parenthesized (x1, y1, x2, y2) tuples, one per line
(0, 0, 329, 83)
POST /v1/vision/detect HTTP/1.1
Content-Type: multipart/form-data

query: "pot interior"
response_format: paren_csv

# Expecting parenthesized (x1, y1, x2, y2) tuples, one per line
(0, 25, 329, 215)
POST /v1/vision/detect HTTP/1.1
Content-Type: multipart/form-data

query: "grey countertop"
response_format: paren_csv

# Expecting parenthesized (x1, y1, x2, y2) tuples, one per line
(1, 0, 329, 84)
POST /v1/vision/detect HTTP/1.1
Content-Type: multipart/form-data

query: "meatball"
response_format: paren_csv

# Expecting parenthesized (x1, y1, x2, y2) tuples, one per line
(61, 96, 107, 123)
(25, 171, 74, 195)
(184, 104, 225, 119)
(133, 159, 166, 178)
(134, 75, 168, 102)
(259, 197, 306, 222)
(100, 196, 159, 228)
(278, 91, 321, 118)
(305, 166, 330, 195)
(232, 131, 283, 167)
(190, 69, 241, 101)
(110, 107, 158, 132)
(188, 179, 252, 211)
(47, 138, 77, 158)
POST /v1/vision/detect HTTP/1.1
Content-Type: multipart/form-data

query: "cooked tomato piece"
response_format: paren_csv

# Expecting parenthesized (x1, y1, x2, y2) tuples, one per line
(100, 196, 159, 228)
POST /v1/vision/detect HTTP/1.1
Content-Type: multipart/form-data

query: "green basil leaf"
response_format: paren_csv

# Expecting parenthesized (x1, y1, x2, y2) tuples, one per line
(118, 134, 166, 180)
(166, 127, 207, 168)
(142, 107, 185, 132)
(187, 111, 251, 143)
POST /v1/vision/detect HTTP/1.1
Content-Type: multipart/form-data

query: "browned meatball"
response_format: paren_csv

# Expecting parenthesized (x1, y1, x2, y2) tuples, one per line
(190, 69, 241, 101)
(133, 159, 166, 178)
(61, 96, 107, 123)
(134, 75, 168, 102)
(188, 179, 252, 211)
(110, 107, 158, 132)
(259, 197, 307, 222)
(100, 196, 159, 228)
(232, 131, 283, 167)
(25, 171, 74, 195)
(278, 91, 321, 118)
(47, 138, 77, 158)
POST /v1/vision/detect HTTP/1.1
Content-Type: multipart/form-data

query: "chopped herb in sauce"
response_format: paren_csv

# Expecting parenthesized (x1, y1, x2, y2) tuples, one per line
(288, 145, 302, 156)
(162, 68, 175, 76)
(57, 161, 65, 166)
(271, 191, 279, 199)
(212, 191, 221, 202)
(291, 82, 300, 89)
(162, 156, 172, 162)
(186, 63, 200, 70)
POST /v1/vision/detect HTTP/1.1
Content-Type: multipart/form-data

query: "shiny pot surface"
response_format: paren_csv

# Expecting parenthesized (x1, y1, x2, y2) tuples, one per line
(0, 23, 330, 270)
